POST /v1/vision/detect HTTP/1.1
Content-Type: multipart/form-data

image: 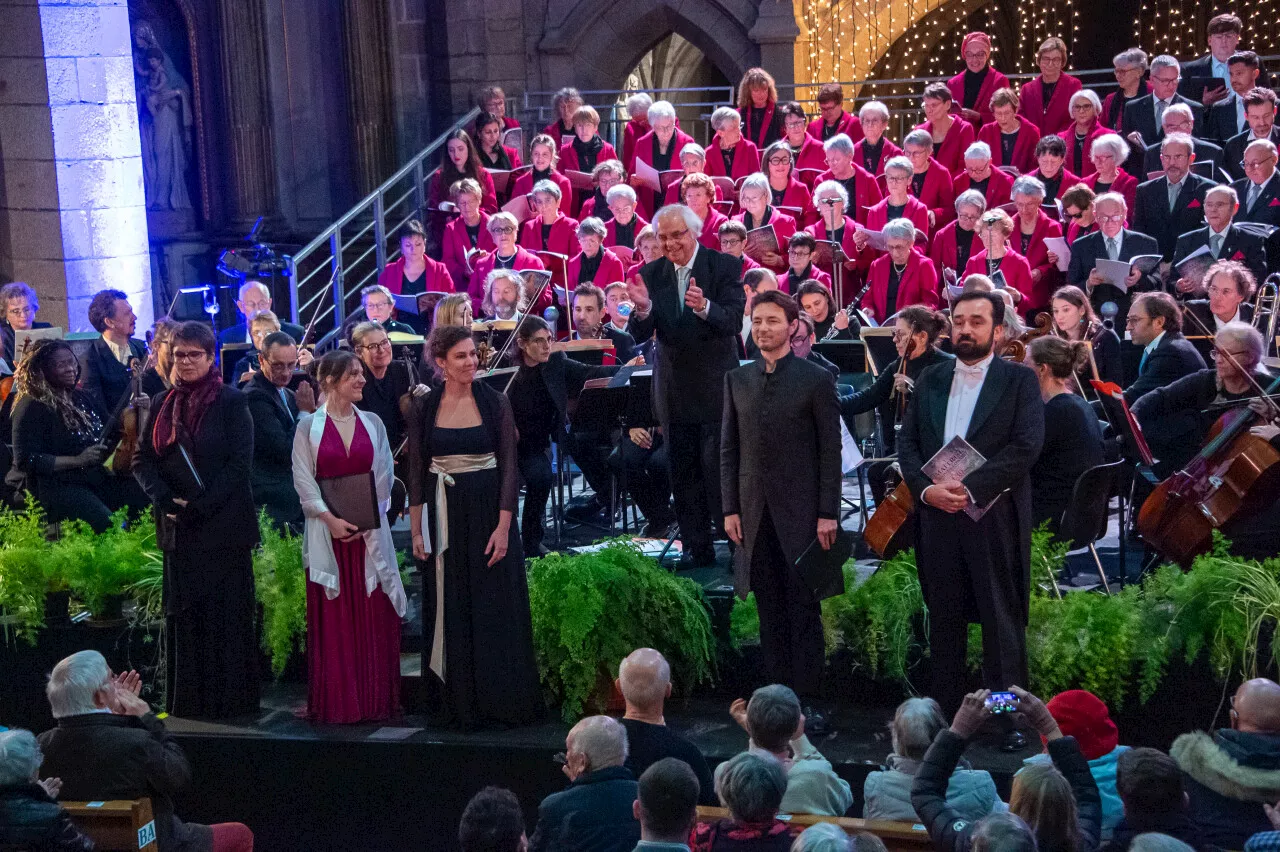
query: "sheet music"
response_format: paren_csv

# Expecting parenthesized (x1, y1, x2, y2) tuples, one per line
(1044, 236, 1070, 272)
(634, 158, 662, 192)
(921, 435, 998, 521)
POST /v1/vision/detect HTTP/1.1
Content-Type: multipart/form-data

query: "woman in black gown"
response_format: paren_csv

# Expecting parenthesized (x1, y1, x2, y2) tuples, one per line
(133, 321, 260, 719)
(404, 325, 542, 728)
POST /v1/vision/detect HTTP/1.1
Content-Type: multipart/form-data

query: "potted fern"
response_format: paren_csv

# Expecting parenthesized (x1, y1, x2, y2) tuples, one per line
(0, 497, 64, 641)
(53, 509, 160, 622)
(252, 512, 308, 678)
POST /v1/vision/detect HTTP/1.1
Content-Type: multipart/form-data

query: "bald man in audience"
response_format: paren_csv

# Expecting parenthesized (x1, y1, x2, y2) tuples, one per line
(1171, 678, 1280, 848)
(616, 648, 716, 804)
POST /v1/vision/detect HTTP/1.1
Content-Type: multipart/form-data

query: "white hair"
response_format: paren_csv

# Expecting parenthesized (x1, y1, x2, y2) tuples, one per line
(791, 822, 853, 852)
(1217, 321, 1264, 366)
(955, 189, 988, 214)
(903, 129, 934, 149)
(655, 204, 703, 238)
(1070, 89, 1103, 115)
(47, 650, 110, 719)
(568, 715, 629, 769)
(738, 173, 770, 200)
(1150, 54, 1181, 76)
(1114, 48, 1149, 72)
(626, 92, 653, 117)
(813, 179, 849, 207)
(0, 730, 42, 786)
(884, 155, 914, 177)
(1162, 103, 1194, 127)
(964, 141, 992, 161)
(1161, 132, 1195, 155)
(361, 284, 394, 305)
(647, 100, 676, 124)
(890, 697, 947, 760)
(606, 183, 637, 205)
(711, 106, 742, 132)
(859, 101, 890, 122)
(1247, 138, 1279, 160)
(487, 211, 519, 233)
(1094, 191, 1128, 213)
(577, 216, 608, 239)
(823, 133, 855, 156)
(1011, 175, 1047, 200)
(617, 648, 671, 710)
(680, 142, 706, 162)
(532, 178, 562, 201)
(1090, 133, 1131, 163)
(882, 218, 917, 242)
(239, 280, 270, 301)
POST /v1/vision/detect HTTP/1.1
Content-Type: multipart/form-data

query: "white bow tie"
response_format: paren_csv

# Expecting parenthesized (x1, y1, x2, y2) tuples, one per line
(956, 363, 986, 378)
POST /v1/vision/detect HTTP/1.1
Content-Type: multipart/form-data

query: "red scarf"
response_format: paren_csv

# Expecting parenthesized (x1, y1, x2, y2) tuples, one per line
(151, 367, 222, 453)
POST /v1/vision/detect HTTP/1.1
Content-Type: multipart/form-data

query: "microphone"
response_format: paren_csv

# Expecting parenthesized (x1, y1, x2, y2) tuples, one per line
(615, 302, 633, 319)
(1100, 301, 1118, 330)
(543, 306, 560, 326)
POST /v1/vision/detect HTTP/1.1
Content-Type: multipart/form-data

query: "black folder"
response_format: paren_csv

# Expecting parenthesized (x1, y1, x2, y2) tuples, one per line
(319, 471, 380, 532)
(160, 444, 204, 500)
(794, 529, 853, 600)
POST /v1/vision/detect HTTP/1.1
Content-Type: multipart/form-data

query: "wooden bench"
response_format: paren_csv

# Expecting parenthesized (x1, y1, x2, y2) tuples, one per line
(62, 799, 158, 851)
(697, 806, 932, 852)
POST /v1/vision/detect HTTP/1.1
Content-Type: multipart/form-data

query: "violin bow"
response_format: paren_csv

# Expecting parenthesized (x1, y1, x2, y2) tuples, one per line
(1181, 303, 1280, 418)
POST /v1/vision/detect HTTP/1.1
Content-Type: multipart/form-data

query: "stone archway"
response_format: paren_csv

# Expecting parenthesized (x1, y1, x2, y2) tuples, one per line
(537, 0, 759, 92)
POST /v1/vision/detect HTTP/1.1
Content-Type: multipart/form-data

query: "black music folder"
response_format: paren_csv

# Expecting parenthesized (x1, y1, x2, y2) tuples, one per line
(160, 444, 204, 500)
(794, 529, 853, 600)
(319, 471, 380, 532)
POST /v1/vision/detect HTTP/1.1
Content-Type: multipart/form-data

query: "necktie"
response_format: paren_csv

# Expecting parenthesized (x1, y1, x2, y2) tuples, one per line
(1106, 237, 1119, 261)
(1139, 347, 1151, 374)
(676, 265, 690, 312)
(1155, 99, 1168, 129)
(1210, 233, 1223, 258)
(280, 388, 294, 422)
(1168, 180, 1181, 213)
(1249, 182, 1262, 212)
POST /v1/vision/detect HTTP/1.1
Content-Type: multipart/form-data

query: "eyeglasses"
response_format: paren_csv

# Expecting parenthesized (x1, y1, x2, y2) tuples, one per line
(1064, 210, 1084, 220)
(365, 301, 393, 311)
(1211, 348, 1252, 362)
(5, 305, 34, 317)
(359, 339, 392, 352)
(767, 156, 792, 165)
(491, 226, 516, 235)
(1097, 213, 1125, 223)
(173, 350, 208, 362)
(1151, 74, 1180, 86)
(659, 228, 690, 242)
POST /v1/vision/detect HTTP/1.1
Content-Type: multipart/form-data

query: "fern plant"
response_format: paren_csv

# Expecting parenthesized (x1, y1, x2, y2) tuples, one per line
(0, 497, 54, 643)
(54, 509, 159, 617)
(252, 512, 308, 678)
(527, 540, 715, 722)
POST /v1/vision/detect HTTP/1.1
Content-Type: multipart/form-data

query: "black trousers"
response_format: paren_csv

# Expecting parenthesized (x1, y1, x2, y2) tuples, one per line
(517, 447, 554, 552)
(563, 426, 613, 504)
(36, 475, 147, 533)
(665, 421, 722, 555)
(751, 508, 824, 699)
(916, 500, 1028, 715)
(608, 433, 673, 525)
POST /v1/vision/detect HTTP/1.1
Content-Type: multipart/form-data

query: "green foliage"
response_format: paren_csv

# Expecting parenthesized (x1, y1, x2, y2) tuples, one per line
(528, 540, 715, 722)
(823, 553, 924, 682)
(54, 509, 159, 616)
(729, 592, 759, 650)
(0, 496, 51, 643)
(252, 512, 308, 678)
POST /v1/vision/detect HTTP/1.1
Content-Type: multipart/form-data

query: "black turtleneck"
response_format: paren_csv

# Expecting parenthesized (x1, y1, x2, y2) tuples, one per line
(963, 67, 989, 110)
(578, 251, 602, 283)
(613, 218, 637, 249)
(862, 138, 885, 174)
(573, 135, 604, 172)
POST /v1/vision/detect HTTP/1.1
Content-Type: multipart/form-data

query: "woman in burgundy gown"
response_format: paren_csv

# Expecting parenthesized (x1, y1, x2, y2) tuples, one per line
(293, 350, 407, 724)
(404, 325, 543, 729)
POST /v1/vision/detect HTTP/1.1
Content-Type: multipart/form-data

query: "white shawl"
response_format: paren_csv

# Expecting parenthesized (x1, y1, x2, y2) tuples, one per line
(291, 405, 407, 617)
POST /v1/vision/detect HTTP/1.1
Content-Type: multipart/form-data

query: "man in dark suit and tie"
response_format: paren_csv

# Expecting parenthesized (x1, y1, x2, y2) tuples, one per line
(79, 289, 147, 415)
(1203, 52, 1262, 144)
(244, 332, 314, 529)
(627, 204, 745, 566)
(722, 290, 840, 715)
(1171, 185, 1268, 297)
(1133, 134, 1219, 262)
(1178, 14, 1271, 102)
(1139, 104, 1224, 179)
(1122, 291, 1207, 403)
(1122, 55, 1204, 152)
(897, 292, 1044, 735)
(1066, 192, 1163, 322)
(1234, 139, 1280, 227)
(217, 280, 306, 351)
(1222, 88, 1280, 182)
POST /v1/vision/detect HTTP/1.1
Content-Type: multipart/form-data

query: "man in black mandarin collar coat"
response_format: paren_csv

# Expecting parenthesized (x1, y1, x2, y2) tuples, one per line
(627, 205, 744, 565)
(896, 293, 1044, 716)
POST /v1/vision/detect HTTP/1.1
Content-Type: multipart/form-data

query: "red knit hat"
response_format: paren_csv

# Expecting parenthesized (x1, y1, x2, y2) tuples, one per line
(1045, 690, 1118, 761)
(961, 32, 992, 56)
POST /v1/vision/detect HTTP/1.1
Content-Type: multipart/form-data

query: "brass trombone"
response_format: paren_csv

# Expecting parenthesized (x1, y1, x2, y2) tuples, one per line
(1255, 273, 1279, 351)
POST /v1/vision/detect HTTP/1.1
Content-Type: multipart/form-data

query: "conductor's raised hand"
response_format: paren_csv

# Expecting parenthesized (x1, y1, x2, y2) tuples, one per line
(626, 274, 651, 314)
(684, 277, 707, 312)
(724, 513, 743, 545)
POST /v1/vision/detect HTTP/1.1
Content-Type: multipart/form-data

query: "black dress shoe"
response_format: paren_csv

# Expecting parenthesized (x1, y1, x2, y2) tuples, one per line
(677, 548, 717, 568)
(1000, 729, 1028, 752)
(803, 705, 830, 737)
(639, 519, 676, 538)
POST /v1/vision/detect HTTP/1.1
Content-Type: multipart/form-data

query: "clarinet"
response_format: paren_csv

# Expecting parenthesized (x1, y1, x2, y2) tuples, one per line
(820, 278, 873, 341)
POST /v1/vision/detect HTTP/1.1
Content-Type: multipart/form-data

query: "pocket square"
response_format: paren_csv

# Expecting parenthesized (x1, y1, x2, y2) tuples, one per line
(1187, 198, 1202, 208)
(1270, 198, 1280, 207)
(1232, 251, 1245, 260)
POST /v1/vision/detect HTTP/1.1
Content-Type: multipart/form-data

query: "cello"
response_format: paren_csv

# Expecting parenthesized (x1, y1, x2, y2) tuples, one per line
(1137, 372, 1280, 565)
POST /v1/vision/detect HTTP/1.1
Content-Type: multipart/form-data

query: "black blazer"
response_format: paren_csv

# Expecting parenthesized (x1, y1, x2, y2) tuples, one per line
(1132, 173, 1218, 260)
(0, 320, 51, 364)
(1133, 368, 1230, 474)
(1224, 128, 1280, 182)
(1205, 97, 1245, 146)
(1233, 174, 1280, 226)
(38, 713, 210, 852)
(1065, 228, 1164, 317)
(243, 372, 300, 517)
(133, 383, 259, 556)
(1121, 93, 1204, 147)
(216, 319, 306, 350)
(1179, 55, 1271, 101)
(602, 325, 636, 363)
(1171, 224, 1268, 291)
(896, 355, 1045, 580)
(838, 348, 953, 452)
(79, 337, 146, 416)
(8, 391, 112, 500)
(721, 353, 841, 591)
(626, 246, 745, 424)
(528, 766, 639, 852)
(1123, 331, 1208, 404)
(1140, 137, 1225, 180)
(517, 351, 618, 442)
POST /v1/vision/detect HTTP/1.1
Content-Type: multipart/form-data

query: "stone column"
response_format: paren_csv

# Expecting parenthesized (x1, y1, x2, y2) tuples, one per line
(0, 0, 152, 331)
(749, 0, 801, 90)
(342, 0, 396, 194)
(218, 0, 278, 226)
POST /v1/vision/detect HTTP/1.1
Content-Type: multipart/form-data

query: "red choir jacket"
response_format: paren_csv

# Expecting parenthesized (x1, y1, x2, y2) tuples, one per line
(852, 137, 905, 177)
(428, 170, 497, 214)
(793, 134, 830, 178)
(441, 213, 495, 290)
(779, 265, 832, 294)
(519, 212, 580, 290)
(511, 169, 573, 210)
(1084, 169, 1139, 222)
(603, 214, 649, 248)
(806, 216, 867, 278)
(567, 248, 628, 290)
(633, 128, 697, 218)
(557, 139, 619, 173)
(806, 111, 863, 143)
(952, 166, 1015, 209)
(1018, 74, 1083, 136)
(376, 255, 455, 296)
(948, 67, 1011, 126)
(815, 164, 883, 225)
(733, 208, 797, 270)
(704, 136, 762, 180)
(740, 102, 783, 149)
(468, 247, 546, 317)
(929, 220, 981, 276)
(865, 195, 932, 239)
(697, 207, 729, 251)
(770, 178, 815, 227)
(909, 160, 957, 231)
(963, 249, 1036, 313)
(1013, 211, 1065, 313)
(1028, 168, 1082, 201)
(977, 117, 1042, 174)
(623, 119, 650, 174)
(915, 117, 976, 175)
(863, 249, 940, 321)
(664, 178, 726, 207)
(1057, 121, 1109, 177)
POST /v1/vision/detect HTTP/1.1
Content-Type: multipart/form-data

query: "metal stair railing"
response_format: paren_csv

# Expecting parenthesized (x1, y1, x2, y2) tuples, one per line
(286, 107, 480, 334)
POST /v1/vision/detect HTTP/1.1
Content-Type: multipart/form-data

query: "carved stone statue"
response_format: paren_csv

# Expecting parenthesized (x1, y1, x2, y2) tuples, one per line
(133, 20, 193, 213)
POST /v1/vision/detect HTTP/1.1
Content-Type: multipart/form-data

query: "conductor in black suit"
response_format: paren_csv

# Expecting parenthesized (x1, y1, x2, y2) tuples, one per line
(897, 292, 1045, 729)
(627, 205, 745, 566)
(722, 290, 841, 707)
(79, 289, 147, 415)
(1132, 134, 1218, 262)
(244, 332, 315, 530)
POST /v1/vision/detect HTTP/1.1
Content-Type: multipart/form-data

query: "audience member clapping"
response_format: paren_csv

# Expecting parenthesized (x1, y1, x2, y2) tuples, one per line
(529, 715, 639, 852)
(864, 697, 1001, 822)
(694, 752, 792, 852)
(716, 686, 852, 818)
(912, 687, 1101, 852)
(634, 757, 700, 852)
(0, 728, 93, 852)
(618, 648, 716, 805)
(459, 786, 528, 852)
(1170, 677, 1280, 849)
(38, 650, 254, 852)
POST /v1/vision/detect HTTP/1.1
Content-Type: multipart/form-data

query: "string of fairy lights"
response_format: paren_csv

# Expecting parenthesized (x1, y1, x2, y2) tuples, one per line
(1134, 2, 1278, 56)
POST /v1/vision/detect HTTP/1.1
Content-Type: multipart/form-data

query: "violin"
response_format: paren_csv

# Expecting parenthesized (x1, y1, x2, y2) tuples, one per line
(1138, 372, 1280, 564)
(108, 354, 148, 476)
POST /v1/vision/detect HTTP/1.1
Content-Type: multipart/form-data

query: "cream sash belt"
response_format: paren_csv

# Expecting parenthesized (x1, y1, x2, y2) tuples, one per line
(426, 452, 497, 681)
